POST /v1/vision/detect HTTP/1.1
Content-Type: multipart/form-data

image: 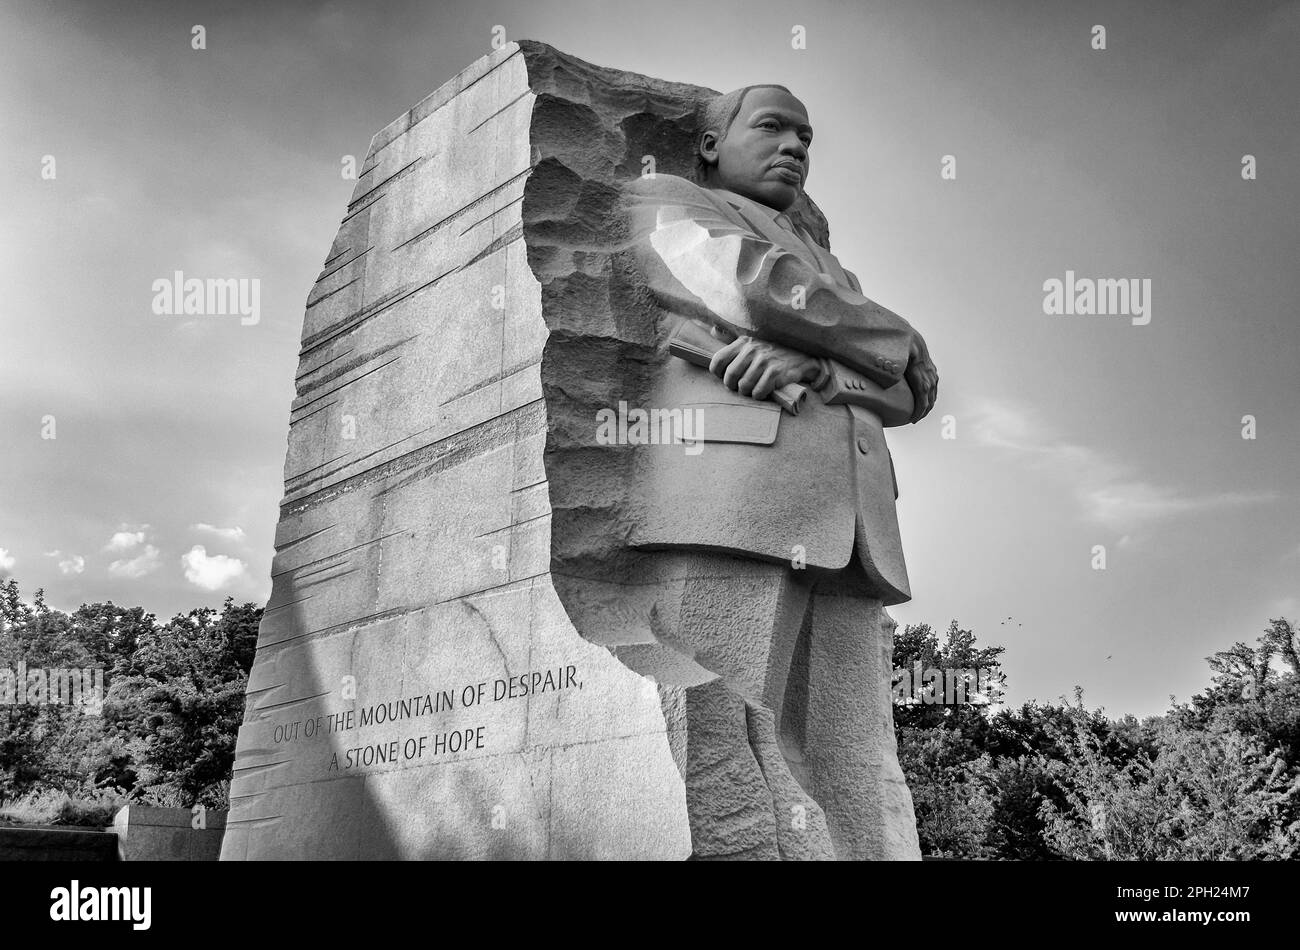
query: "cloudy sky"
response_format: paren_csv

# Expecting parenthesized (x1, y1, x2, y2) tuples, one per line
(2, 0, 1296, 718)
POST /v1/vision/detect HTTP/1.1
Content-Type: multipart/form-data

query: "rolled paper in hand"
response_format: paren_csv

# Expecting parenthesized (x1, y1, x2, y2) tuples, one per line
(667, 320, 809, 416)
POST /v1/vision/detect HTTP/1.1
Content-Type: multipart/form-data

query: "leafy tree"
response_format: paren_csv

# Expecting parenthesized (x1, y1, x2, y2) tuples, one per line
(106, 600, 259, 806)
(1, 579, 261, 814)
(893, 620, 1006, 731)
(1040, 711, 1300, 860)
(897, 726, 995, 858)
(984, 755, 1057, 860)
(891, 615, 1300, 860)
(69, 602, 156, 672)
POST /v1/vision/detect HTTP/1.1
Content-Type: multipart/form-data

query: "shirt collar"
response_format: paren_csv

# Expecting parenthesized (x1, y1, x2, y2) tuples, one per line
(708, 187, 803, 239)
(709, 186, 785, 220)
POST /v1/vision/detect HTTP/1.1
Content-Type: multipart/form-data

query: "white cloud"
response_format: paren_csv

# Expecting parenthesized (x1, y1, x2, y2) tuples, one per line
(108, 544, 161, 579)
(0, 548, 15, 572)
(969, 399, 1275, 533)
(104, 524, 150, 552)
(59, 555, 86, 575)
(44, 550, 86, 575)
(191, 523, 246, 543)
(181, 545, 247, 591)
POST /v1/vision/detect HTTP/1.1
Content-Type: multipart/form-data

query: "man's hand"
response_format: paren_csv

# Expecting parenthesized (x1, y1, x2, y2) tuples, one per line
(904, 329, 938, 423)
(709, 336, 820, 401)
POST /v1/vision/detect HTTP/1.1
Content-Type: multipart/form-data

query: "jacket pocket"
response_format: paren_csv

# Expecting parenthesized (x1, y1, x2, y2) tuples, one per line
(675, 401, 781, 445)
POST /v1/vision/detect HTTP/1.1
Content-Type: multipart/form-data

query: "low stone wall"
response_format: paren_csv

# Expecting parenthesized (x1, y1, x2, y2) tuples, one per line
(0, 825, 118, 861)
(112, 806, 227, 861)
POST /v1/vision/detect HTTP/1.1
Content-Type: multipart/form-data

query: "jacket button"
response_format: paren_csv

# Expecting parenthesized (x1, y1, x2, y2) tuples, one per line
(856, 436, 870, 454)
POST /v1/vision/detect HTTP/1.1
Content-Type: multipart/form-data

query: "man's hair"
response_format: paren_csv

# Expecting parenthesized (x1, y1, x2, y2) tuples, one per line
(693, 84, 793, 182)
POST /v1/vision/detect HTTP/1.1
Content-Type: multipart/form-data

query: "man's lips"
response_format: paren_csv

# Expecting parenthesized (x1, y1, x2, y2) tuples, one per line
(771, 162, 803, 183)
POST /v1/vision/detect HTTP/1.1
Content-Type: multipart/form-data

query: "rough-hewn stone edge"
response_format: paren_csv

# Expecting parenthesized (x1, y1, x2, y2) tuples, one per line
(516, 40, 831, 249)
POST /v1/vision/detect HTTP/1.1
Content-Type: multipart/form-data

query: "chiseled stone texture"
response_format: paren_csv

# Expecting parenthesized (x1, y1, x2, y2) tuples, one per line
(524, 44, 918, 859)
(221, 42, 690, 861)
(225, 40, 918, 862)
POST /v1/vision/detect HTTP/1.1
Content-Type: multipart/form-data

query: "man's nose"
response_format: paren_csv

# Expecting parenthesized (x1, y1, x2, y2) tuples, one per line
(779, 136, 808, 162)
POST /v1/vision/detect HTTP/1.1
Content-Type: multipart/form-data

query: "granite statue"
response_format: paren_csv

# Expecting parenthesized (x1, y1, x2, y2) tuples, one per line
(615, 83, 937, 859)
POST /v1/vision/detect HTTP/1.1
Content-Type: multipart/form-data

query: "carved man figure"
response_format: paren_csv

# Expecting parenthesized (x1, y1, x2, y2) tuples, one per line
(619, 84, 937, 859)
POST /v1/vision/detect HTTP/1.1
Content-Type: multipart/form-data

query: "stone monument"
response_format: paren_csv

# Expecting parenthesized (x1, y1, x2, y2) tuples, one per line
(222, 40, 929, 861)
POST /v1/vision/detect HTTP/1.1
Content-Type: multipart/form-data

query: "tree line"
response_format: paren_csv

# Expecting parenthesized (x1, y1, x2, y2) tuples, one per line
(894, 618, 1300, 859)
(2, 575, 1298, 856)
(1, 578, 258, 815)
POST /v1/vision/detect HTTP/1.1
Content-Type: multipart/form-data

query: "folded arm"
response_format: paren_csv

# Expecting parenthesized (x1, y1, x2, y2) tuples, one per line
(626, 176, 913, 389)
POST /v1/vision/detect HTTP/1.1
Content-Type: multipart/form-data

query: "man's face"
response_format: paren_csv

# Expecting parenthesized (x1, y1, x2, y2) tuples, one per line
(704, 87, 812, 212)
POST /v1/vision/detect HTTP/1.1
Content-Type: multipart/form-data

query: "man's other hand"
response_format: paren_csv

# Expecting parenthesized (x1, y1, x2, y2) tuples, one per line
(904, 330, 938, 423)
(709, 336, 819, 401)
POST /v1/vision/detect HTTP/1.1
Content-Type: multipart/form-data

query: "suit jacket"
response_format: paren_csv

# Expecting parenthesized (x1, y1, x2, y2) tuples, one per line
(622, 173, 915, 605)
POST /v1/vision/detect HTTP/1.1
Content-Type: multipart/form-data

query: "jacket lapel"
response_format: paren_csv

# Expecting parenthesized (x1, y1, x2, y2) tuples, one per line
(714, 191, 851, 283)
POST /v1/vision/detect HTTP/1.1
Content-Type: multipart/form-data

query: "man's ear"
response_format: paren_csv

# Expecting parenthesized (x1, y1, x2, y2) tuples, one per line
(698, 130, 720, 167)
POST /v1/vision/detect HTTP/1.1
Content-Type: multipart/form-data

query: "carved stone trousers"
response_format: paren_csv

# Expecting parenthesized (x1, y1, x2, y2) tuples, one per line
(609, 549, 921, 861)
